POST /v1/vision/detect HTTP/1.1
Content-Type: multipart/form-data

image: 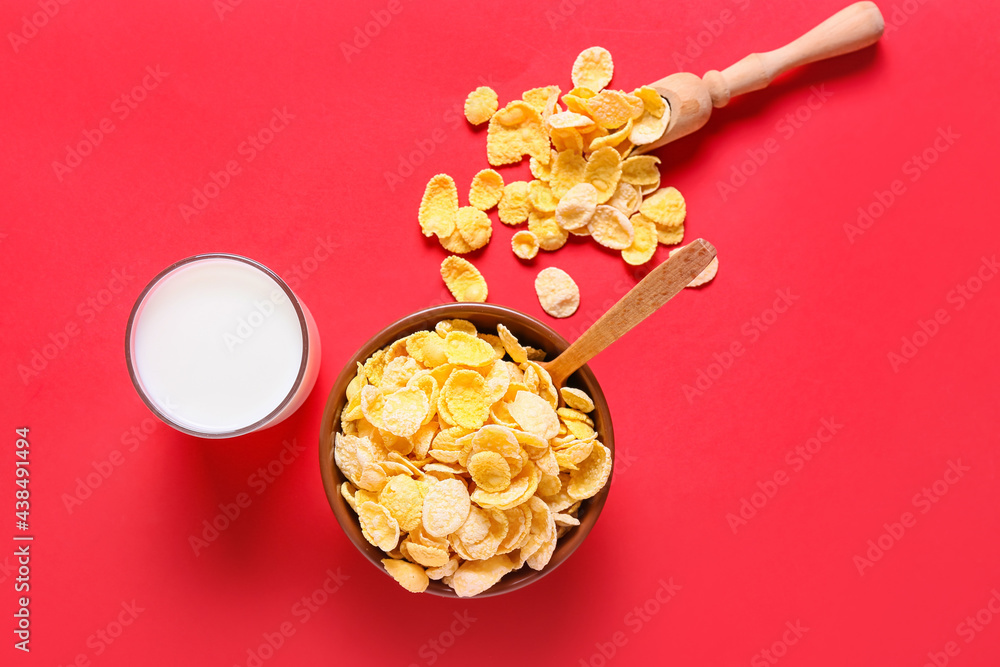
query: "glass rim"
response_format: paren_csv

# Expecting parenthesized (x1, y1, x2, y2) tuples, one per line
(124, 253, 310, 439)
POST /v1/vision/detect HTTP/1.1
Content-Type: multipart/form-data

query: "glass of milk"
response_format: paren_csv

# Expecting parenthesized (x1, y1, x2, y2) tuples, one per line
(125, 254, 321, 438)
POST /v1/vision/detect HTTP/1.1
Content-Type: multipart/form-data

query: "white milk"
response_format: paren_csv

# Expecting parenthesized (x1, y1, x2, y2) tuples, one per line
(131, 257, 309, 435)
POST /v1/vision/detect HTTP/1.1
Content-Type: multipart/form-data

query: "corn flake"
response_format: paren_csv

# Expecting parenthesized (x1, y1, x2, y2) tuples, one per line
(511, 230, 540, 260)
(382, 558, 429, 593)
(571, 47, 614, 92)
(440, 256, 488, 303)
(588, 205, 634, 250)
(418, 174, 458, 239)
(555, 182, 598, 231)
(422, 478, 472, 538)
(498, 181, 531, 225)
(639, 186, 686, 227)
(464, 87, 499, 125)
(487, 101, 549, 166)
(584, 146, 622, 203)
(621, 211, 657, 265)
(455, 206, 493, 250)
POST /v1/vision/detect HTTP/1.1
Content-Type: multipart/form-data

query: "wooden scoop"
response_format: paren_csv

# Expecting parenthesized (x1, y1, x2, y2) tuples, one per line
(639, 1, 885, 153)
(542, 239, 717, 387)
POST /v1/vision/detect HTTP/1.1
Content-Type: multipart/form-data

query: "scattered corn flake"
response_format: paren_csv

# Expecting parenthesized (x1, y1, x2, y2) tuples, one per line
(606, 181, 641, 216)
(547, 110, 596, 131)
(487, 101, 549, 166)
(620, 155, 661, 186)
(528, 179, 558, 213)
(469, 169, 504, 211)
(498, 181, 532, 225)
(584, 89, 643, 129)
(588, 118, 633, 151)
(671, 247, 719, 287)
(583, 146, 622, 204)
(464, 86, 499, 126)
(440, 256, 488, 303)
(418, 174, 458, 239)
(588, 205, 634, 250)
(439, 229, 473, 254)
(621, 212, 657, 265)
(549, 127, 585, 153)
(528, 211, 569, 251)
(534, 267, 580, 318)
(639, 186, 686, 227)
(571, 47, 614, 92)
(382, 558, 429, 593)
(511, 230, 540, 260)
(550, 150, 588, 199)
(633, 86, 667, 118)
(630, 108, 670, 146)
(555, 182, 598, 231)
(655, 220, 684, 245)
(455, 206, 493, 250)
(522, 85, 561, 114)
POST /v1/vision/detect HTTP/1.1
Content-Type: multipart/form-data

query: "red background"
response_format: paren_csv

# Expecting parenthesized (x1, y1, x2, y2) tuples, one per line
(3, 0, 998, 665)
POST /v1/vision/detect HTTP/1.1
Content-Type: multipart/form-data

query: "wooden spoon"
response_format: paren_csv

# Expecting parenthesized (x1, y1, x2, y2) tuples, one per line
(639, 1, 885, 152)
(542, 238, 717, 387)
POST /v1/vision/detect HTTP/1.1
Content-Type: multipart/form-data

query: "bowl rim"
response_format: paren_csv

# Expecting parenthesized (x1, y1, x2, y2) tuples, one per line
(318, 302, 615, 598)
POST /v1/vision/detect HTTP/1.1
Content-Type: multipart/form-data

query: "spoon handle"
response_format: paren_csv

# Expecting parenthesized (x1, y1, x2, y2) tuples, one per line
(545, 239, 717, 386)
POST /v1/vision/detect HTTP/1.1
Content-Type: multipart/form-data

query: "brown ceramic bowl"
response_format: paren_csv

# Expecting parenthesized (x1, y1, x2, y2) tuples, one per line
(319, 303, 614, 597)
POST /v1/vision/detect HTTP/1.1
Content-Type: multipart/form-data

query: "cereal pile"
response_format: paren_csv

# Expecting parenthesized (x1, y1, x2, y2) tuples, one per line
(418, 46, 689, 268)
(334, 319, 612, 597)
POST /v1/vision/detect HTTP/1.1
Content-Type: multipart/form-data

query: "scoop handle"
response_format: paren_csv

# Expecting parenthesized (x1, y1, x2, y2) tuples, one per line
(704, 1, 884, 108)
(543, 239, 717, 387)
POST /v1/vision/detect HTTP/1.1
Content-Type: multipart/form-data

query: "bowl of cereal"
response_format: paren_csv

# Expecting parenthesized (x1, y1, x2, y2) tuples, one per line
(318, 303, 614, 597)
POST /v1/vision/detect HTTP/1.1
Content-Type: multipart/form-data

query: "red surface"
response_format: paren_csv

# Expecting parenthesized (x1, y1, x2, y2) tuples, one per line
(2, 1, 998, 665)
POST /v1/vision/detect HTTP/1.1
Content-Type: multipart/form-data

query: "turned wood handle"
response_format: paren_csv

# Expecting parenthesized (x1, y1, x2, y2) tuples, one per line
(543, 239, 717, 387)
(705, 1, 884, 108)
